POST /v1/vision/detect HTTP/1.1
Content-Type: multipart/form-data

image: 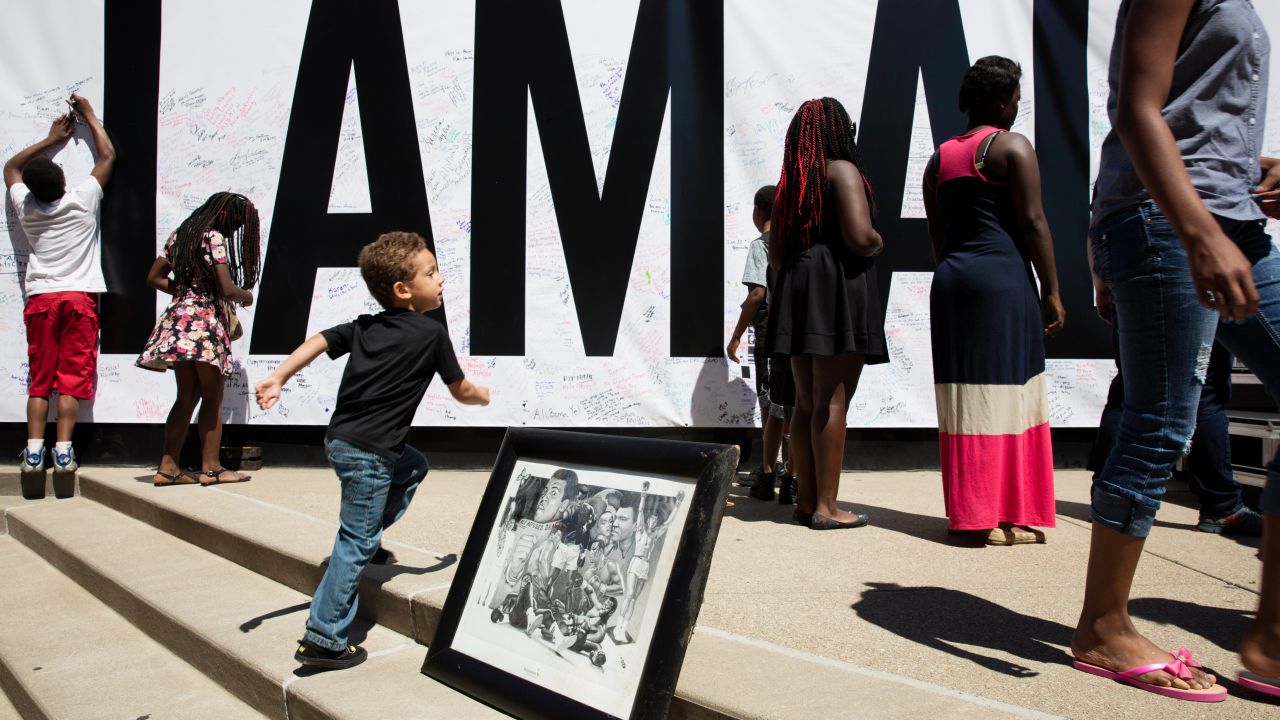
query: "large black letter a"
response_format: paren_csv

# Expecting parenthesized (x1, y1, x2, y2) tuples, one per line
(251, 1, 437, 353)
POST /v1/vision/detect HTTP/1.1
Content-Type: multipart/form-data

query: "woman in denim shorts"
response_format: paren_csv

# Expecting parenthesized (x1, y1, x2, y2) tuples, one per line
(1074, 0, 1280, 702)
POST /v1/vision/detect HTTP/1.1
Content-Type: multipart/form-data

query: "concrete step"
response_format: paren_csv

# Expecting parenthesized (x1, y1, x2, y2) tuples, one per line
(0, 536, 264, 719)
(72, 470, 1044, 720)
(4, 498, 504, 720)
(79, 470, 454, 646)
(0, 686, 19, 720)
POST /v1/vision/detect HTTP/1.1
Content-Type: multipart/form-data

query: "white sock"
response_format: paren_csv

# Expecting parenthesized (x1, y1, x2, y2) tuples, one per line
(27, 439, 44, 454)
(55, 441, 72, 454)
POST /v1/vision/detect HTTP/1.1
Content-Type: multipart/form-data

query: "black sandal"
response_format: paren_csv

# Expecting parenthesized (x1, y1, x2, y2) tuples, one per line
(153, 470, 198, 487)
(199, 467, 251, 486)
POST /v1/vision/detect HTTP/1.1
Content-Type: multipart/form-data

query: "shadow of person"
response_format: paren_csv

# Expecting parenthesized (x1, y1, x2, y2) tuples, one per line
(689, 357, 755, 427)
(852, 582, 1073, 677)
(1128, 597, 1254, 654)
(1054, 498, 1093, 524)
(221, 359, 252, 425)
(363, 553, 458, 582)
(240, 601, 311, 633)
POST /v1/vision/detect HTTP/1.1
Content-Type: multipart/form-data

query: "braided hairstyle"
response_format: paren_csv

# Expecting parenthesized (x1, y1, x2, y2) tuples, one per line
(773, 97, 874, 253)
(169, 192, 261, 294)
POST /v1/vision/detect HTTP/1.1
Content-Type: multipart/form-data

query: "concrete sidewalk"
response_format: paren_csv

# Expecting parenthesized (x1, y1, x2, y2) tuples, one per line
(200, 466, 1273, 719)
(2, 466, 1274, 718)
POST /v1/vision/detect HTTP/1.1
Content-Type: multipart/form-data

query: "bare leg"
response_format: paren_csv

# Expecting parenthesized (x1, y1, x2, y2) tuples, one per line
(1241, 513, 1280, 679)
(156, 363, 201, 480)
(1071, 522, 1216, 689)
(789, 355, 816, 515)
(809, 353, 865, 522)
(761, 412, 783, 474)
(194, 362, 245, 480)
(55, 394, 79, 443)
(26, 396, 49, 443)
(780, 414, 791, 464)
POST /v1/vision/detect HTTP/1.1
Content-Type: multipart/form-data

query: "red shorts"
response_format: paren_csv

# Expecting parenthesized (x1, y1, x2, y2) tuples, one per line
(24, 291, 99, 400)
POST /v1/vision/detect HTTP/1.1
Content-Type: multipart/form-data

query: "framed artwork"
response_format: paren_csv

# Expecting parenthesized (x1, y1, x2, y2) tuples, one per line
(422, 428, 738, 720)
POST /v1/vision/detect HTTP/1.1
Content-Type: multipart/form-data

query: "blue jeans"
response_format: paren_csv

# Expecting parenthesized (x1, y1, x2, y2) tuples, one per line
(305, 437, 429, 650)
(1090, 330, 1244, 519)
(1089, 201, 1280, 537)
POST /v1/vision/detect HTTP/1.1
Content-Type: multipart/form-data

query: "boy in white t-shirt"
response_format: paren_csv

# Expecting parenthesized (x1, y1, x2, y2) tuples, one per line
(4, 94, 116, 499)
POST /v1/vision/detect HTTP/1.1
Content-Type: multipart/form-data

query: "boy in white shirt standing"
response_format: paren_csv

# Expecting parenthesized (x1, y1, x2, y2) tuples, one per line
(4, 94, 116, 499)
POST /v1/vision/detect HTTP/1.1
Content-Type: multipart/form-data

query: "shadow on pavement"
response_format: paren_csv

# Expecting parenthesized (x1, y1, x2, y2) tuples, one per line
(723, 476, 979, 547)
(1129, 597, 1254, 654)
(852, 582, 1072, 678)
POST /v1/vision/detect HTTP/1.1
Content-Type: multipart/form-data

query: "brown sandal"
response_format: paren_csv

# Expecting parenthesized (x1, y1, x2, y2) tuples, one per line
(199, 467, 251, 486)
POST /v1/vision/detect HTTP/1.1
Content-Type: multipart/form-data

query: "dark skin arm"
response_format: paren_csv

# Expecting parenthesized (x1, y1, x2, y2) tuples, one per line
(4, 114, 73, 188)
(197, 231, 254, 305)
(1250, 156, 1280, 218)
(1114, 0, 1257, 321)
(922, 153, 943, 261)
(68, 94, 116, 187)
(768, 203, 785, 271)
(983, 132, 1065, 336)
(727, 285, 766, 362)
(147, 256, 174, 295)
(825, 159, 883, 257)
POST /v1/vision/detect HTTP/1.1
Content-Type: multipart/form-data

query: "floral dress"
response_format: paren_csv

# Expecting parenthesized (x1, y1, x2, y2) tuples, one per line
(136, 231, 235, 375)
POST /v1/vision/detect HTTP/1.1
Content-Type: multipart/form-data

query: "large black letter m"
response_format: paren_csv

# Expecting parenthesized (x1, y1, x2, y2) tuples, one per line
(472, 0, 722, 356)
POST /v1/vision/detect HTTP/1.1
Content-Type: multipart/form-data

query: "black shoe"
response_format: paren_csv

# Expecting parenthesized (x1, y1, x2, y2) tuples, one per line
(370, 545, 398, 565)
(776, 468, 796, 506)
(1196, 506, 1263, 536)
(735, 470, 759, 487)
(809, 512, 870, 530)
(748, 468, 776, 501)
(294, 638, 368, 669)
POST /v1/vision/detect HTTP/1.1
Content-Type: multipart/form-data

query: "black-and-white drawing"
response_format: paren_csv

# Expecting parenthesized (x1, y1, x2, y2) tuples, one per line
(424, 429, 736, 720)
(456, 460, 687, 716)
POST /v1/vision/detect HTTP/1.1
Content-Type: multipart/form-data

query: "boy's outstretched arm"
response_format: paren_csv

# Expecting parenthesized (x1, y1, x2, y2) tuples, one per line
(448, 378, 490, 406)
(255, 334, 330, 410)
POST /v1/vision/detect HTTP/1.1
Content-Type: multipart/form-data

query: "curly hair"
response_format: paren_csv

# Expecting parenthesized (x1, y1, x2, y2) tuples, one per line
(358, 231, 427, 309)
(21, 158, 66, 203)
(753, 184, 776, 217)
(958, 56, 1022, 114)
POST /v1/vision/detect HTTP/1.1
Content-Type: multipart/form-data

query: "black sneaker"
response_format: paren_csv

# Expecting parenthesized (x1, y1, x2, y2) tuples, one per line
(294, 638, 368, 669)
(748, 468, 776, 501)
(1196, 506, 1264, 536)
(776, 468, 797, 506)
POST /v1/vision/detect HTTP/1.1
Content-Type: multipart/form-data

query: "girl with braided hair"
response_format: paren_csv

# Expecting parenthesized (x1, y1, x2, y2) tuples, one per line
(137, 191, 260, 486)
(767, 97, 887, 530)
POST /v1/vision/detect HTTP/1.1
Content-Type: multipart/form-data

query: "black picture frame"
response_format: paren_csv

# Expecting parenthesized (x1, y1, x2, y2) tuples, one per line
(422, 428, 738, 720)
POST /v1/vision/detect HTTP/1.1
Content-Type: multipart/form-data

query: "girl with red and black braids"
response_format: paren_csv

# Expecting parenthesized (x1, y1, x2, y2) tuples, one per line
(767, 97, 887, 530)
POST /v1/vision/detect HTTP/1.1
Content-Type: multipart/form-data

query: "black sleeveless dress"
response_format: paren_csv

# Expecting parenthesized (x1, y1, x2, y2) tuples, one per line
(767, 197, 888, 363)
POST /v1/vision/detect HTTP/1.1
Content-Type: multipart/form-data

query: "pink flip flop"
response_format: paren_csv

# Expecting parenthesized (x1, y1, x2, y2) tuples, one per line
(1072, 648, 1227, 703)
(1239, 671, 1280, 698)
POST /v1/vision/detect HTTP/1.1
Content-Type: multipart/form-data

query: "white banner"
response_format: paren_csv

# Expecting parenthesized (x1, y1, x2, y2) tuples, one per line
(2, 1, 1276, 427)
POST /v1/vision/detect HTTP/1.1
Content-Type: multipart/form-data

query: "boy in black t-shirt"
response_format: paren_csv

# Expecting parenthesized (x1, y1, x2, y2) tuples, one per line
(255, 232, 489, 669)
